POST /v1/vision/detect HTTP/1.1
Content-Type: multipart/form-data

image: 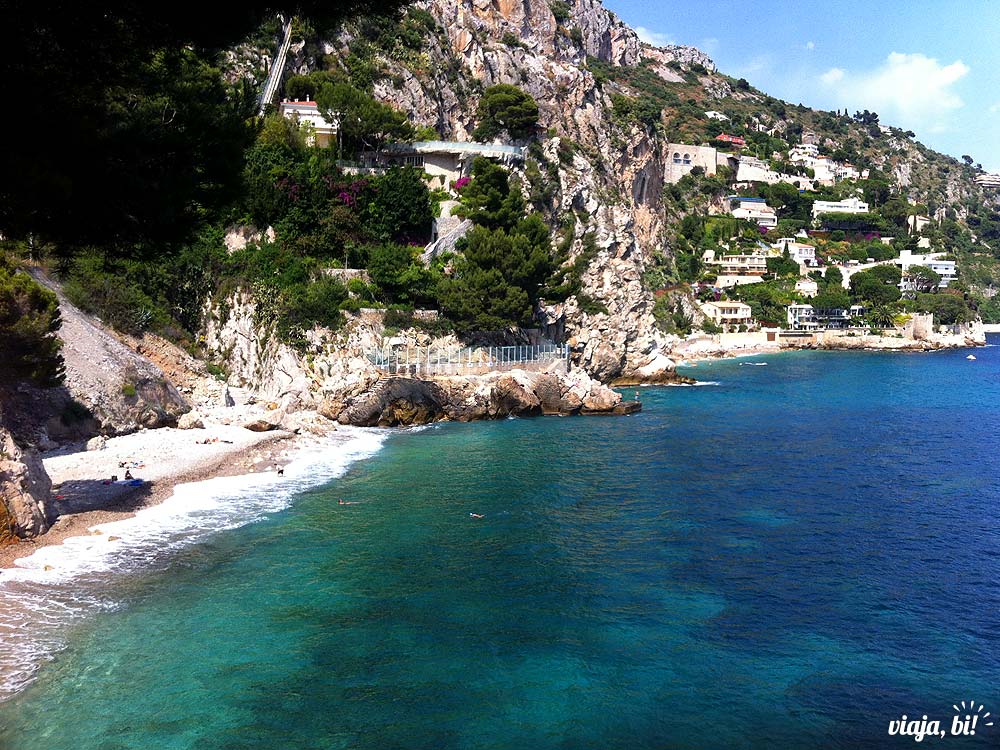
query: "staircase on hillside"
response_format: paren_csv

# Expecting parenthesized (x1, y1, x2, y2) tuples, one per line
(257, 18, 293, 115)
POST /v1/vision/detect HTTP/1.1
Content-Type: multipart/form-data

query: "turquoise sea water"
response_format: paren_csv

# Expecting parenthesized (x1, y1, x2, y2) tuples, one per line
(1, 342, 999, 748)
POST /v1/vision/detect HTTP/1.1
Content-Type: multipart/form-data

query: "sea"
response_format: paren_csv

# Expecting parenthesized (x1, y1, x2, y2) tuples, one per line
(0, 340, 997, 749)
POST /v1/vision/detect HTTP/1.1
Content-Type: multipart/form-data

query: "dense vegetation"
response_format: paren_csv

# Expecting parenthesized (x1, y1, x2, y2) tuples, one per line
(0, 256, 63, 387)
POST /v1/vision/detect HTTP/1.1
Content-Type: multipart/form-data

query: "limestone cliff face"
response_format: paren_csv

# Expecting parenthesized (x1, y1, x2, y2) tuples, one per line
(201, 291, 383, 408)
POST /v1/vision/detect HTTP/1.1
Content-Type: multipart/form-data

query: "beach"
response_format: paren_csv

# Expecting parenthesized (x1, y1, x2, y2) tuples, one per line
(0, 415, 334, 571)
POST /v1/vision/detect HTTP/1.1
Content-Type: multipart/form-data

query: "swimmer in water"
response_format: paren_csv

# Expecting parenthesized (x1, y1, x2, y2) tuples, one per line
(470, 513, 484, 519)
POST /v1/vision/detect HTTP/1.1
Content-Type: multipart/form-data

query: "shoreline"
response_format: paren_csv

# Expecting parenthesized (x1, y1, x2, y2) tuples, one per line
(3, 329, 992, 569)
(0, 423, 310, 571)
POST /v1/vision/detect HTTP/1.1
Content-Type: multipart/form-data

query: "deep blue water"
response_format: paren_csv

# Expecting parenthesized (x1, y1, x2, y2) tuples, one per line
(1, 342, 998, 749)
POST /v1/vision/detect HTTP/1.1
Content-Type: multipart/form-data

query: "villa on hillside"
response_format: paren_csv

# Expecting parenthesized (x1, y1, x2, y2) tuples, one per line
(773, 237, 817, 265)
(279, 99, 339, 147)
(362, 141, 526, 190)
(734, 156, 815, 190)
(975, 173, 1000, 189)
(795, 278, 819, 297)
(729, 197, 778, 228)
(701, 300, 753, 330)
(811, 197, 869, 218)
(895, 248, 957, 288)
(704, 110, 729, 121)
(715, 133, 747, 148)
(787, 303, 866, 330)
(665, 143, 724, 183)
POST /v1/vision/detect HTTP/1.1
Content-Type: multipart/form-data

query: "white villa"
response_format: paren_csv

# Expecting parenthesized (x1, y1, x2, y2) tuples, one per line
(795, 278, 819, 297)
(730, 197, 778, 228)
(773, 237, 817, 265)
(811, 197, 869, 219)
(734, 156, 815, 190)
(279, 99, 339, 147)
(895, 249, 957, 288)
(787, 303, 867, 330)
(718, 253, 768, 275)
(379, 141, 526, 190)
(975, 173, 1000, 189)
(788, 144, 866, 186)
(701, 300, 753, 329)
(704, 110, 730, 121)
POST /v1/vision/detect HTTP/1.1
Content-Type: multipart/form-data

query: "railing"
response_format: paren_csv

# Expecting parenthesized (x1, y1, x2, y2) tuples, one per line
(367, 343, 569, 378)
(257, 19, 293, 115)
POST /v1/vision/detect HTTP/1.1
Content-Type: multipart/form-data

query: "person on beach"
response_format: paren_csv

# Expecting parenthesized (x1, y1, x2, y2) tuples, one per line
(276, 466, 284, 476)
(124, 470, 133, 480)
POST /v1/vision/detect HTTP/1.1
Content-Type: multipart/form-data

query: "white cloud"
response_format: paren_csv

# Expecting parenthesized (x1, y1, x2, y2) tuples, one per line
(989, 101, 1000, 114)
(818, 52, 969, 131)
(821, 67, 845, 84)
(634, 26, 673, 47)
(805, 41, 815, 51)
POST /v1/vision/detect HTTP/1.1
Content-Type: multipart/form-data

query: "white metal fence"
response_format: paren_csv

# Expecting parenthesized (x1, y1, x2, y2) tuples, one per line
(367, 343, 569, 377)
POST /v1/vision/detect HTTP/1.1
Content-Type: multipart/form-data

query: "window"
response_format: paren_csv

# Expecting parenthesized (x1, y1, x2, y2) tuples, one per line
(683, 153, 691, 165)
(404, 155, 425, 167)
(672, 152, 682, 164)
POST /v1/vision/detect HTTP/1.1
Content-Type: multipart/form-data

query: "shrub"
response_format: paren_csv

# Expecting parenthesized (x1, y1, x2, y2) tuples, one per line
(0, 255, 64, 386)
(550, 1, 571, 22)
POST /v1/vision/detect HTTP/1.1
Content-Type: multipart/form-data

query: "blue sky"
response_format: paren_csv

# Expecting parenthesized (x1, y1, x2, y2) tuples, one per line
(603, 0, 1000, 172)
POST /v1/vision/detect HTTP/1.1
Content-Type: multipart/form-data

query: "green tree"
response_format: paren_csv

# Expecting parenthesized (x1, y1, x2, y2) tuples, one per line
(438, 224, 553, 332)
(766, 250, 800, 278)
(459, 158, 526, 231)
(367, 244, 434, 304)
(810, 288, 851, 311)
(472, 85, 540, 141)
(317, 82, 414, 156)
(866, 304, 896, 329)
(824, 266, 844, 289)
(362, 167, 433, 242)
(0, 257, 64, 387)
(905, 265, 942, 293)
(849, 268, 901, 305)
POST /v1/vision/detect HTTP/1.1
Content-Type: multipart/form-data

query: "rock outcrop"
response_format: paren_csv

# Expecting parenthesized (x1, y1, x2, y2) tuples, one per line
(330, 368, 637, 427)
(0, 425, 50, 541)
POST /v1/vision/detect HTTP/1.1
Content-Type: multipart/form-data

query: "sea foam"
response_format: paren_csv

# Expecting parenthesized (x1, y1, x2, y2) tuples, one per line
(0, 427, 389, 700)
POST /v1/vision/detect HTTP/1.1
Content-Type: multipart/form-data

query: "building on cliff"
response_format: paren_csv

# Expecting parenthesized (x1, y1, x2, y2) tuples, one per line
(728, 197, 778, 228)
(278, 100, 339, 147)
(375, 141, 526, 190)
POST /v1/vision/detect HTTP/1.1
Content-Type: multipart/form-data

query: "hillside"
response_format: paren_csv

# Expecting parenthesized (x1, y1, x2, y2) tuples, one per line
(267, 0, 1000, 345)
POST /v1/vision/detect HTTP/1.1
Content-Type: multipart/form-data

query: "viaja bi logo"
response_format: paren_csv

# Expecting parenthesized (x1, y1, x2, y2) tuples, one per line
(888, 701, 994, 742)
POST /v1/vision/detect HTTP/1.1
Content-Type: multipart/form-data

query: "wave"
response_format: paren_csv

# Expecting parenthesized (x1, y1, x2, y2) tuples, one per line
(664, 381, 720, 387)
(0, 427, 389, 700)
(740, 362, 768, 366)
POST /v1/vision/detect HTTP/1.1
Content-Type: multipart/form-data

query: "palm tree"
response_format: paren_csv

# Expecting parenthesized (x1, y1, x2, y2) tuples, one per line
(867, 304, 895, 329)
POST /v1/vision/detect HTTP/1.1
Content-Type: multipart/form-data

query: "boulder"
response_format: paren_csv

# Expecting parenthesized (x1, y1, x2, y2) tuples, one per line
(85, 435, 107, 451)
(581, 384, 623, 413)
(491, 375, 542, 418)
(338, 378, 448, 427)
(177, 412, 205, 430)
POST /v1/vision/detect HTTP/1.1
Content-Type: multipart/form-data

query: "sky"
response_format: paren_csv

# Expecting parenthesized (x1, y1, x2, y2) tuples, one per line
(603, 0, 1000, 172)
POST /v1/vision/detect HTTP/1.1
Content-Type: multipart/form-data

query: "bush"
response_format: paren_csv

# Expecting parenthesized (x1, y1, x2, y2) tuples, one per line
(549, 1, 571, 22)
(0, 256, 64, 387)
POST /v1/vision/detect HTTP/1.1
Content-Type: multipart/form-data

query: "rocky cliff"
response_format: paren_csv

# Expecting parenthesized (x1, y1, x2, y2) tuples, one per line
(293, 0, 696, 383)
(0, 423, 50, 542)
